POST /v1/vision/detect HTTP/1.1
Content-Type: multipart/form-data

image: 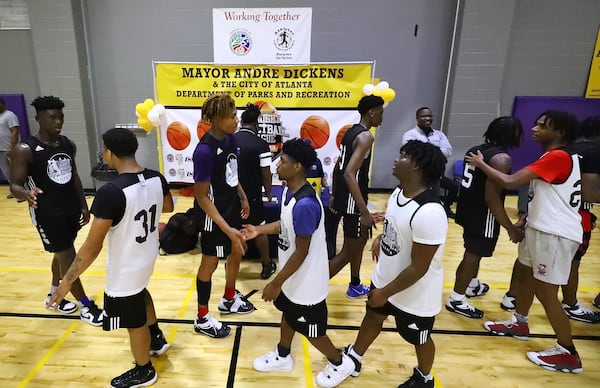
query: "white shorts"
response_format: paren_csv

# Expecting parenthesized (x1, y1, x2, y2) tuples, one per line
(518, 227, 579, 285)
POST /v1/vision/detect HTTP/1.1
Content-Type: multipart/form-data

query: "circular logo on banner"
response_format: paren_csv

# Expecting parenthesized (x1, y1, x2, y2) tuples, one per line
(274, 28, 294, 51)
(230, 29, 252, 56)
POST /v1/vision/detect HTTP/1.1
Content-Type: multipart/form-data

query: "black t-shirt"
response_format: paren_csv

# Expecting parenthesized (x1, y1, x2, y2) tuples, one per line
(234, 128, 271, 201)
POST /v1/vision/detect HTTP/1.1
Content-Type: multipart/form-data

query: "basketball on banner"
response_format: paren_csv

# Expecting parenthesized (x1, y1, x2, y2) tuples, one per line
(300, 115, 330, 149)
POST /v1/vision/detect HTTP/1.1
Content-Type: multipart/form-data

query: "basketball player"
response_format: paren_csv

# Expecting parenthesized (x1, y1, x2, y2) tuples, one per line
(193, 94, 255, 339)
(10, 96, 103, 326)
(242, 139, 354, 388)
(234, 103, 275, 279)
(466, 110, 583, 373)
(343, 140, 448, 388)
(48, 128, 174, 388)
(446, 117, 524, 319)
(329, 95, 384, 298)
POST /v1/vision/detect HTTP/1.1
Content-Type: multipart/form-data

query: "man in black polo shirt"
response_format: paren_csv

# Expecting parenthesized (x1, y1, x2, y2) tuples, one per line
(234, 103, 275, 279)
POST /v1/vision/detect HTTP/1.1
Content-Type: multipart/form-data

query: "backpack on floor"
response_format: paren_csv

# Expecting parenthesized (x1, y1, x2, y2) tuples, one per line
(159, 208, 199, 254)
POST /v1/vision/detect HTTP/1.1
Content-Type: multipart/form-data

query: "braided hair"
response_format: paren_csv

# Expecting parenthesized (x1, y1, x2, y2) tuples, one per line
(400, 140, 446, 186)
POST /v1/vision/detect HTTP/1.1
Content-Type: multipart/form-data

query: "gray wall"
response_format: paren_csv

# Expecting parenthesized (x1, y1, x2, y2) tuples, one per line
(2, 0, 600, 189)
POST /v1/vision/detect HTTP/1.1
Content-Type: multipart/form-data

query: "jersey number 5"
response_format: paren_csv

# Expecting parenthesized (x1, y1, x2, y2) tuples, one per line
(462, 163, 475, 189)
(135, 204, 157, 243)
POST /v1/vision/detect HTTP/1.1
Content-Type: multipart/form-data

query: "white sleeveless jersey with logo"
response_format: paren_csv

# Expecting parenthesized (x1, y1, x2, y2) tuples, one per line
(104, 173, 166, 297)
(527, 152, 582, 243)
(371, 187, 448, 317)
(278, 185, 329, 305)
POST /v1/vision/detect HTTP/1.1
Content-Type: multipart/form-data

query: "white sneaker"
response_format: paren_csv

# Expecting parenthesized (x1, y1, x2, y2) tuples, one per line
(253, 347, 293, 372)
(218, 291, 256, 314)
(316, 353, 354, 387)
(500, 292, 516, 311)
(193, 312, 231, 338)
(45, 293, 78, 314)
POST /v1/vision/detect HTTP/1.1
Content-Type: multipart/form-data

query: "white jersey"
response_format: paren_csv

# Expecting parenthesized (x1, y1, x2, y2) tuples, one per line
(91, 170, 169, 297)
(371, 188, 448, 317)
(527, 151, 582, 243)
(278, 184, 329, 305)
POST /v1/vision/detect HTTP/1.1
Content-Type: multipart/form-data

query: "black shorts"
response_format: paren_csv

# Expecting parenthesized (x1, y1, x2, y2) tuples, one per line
(245, 197, 266, 226)
(274, 291, 328, 338)
(200, 229, 233, 258)
(463, 230, 499, 257)
(573, 231, 591, 261)
(33, 211, 81, 252)
(342, 214, 370, 239)
(102, 289, 148, 331)
(366, 285, 435, 345)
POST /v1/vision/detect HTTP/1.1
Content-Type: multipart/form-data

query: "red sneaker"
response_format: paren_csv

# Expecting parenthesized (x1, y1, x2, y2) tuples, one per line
(527, 343, 583, 373)
(483, 316, 529, 340)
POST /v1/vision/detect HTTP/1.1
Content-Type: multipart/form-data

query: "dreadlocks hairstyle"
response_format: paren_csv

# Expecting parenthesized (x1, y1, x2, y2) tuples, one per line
(241, 103, 261, 125)
(578, 116, 600, 142)
(281, 138, 317, 174)
(357, 95, 384, 115)
(400, 140, 446, 186)
(31, 96, 65, 112)
(201, 94, 236, 122)
(102, 128, 138, 158)
(537, 110, 579, 145)
(483, 116, 523, 149)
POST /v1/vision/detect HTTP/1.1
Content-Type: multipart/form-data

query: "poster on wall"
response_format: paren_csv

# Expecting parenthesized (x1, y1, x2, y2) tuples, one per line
(585, 26, 600, 98)
(153, 62, 374, 185)
(213, 8, 312, 64)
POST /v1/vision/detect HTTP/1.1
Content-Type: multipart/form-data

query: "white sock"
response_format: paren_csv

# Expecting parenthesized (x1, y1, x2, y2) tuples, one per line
(50, 285, 58, 295)
(514, 312, 528, 323)
(348, 344, 362, 362)
(468, 278, 479, 288)
(416, 366, 433, 382)
(450, 291, 465, 301)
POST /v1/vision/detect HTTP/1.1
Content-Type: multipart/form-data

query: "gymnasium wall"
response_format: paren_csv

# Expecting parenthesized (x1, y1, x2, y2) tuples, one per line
(1, 0, 599, 189)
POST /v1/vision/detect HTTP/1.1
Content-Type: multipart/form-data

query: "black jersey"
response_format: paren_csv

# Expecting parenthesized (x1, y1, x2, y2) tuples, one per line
(192, 132, 242, 230)
(332, 124, 371, 214)
(25, 135, 80, 217)
(234, 128, 271, 201)
(567, 141, 600, 212)
(455, 144, 507, 237)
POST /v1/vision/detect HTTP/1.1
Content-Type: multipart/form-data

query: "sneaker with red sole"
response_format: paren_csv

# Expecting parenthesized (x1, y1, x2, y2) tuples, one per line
(483, 316, 529, 340)
(527, 343, 583, 373)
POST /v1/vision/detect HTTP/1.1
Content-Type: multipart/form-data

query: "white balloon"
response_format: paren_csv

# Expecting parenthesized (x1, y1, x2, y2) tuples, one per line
(147, 109, 160, 126)
(376, 81, 389, 90)
(363, 84, 375, 95)
(135, 111, 139, 118)
(383, 102, 389, 108)
(154, 104, 166, 115)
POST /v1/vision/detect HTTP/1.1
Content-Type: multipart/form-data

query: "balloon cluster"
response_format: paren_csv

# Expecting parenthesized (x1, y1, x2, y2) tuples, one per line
(362, 81, 396, 106)
(135, 98, 166, 132)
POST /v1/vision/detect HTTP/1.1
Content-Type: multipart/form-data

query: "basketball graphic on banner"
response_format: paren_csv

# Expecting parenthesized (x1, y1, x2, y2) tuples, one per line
(197, 119, 211, 140)
(336, 124, 353, 149)
(166, 121, 191, 150)
(300, 115, 330, 149)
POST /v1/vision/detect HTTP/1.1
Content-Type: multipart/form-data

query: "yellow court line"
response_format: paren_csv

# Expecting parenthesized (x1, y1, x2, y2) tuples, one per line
(432, 369, 443, 388)
(17, 320, 80, 387)
(301, 336, 315, 388)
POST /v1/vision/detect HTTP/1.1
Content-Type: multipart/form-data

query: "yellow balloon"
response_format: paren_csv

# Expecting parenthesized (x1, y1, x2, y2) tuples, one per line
(142, 122, 153, 132)
(144, 99, 155, 110)
(137, 117, 150, 128)
(135, 103, 145, 116)
(371, 89, 383, 97)
(381, 88, 396, 102)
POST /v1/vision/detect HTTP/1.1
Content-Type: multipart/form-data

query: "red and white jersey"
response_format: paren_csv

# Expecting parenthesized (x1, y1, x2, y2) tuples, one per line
(526, 148, 582, 243)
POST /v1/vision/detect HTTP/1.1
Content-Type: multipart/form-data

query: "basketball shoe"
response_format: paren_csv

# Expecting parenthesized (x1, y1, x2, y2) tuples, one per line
(398, 367, 434, 388)
(253, 347, 294, 372)
(149, 331, 170, 356)
(80, 301, 104, 326)
(465, 279, 490, 298)
(562, 302, 600, 324)
(346, 283, 370, 299)
(45, 293, 78, 314)
(194, 312, 231, 338)
(218, 290, 256, 314)
(527, 343, 583, 373)
(483, 315, 529, 340)
(342, 344, 362, 377)
(110, 363, 157, 388)
(315, 352, 354, 387)
(445, 298, 484, 319)
(500, 292, 516, 311)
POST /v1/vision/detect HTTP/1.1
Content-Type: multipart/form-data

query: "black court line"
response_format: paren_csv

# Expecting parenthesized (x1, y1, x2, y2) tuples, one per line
(2, 312, 599, 341)
(227, 325, 242, 388)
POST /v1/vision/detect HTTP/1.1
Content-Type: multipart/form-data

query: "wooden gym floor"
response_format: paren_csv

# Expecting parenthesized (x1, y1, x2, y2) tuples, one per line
(0, 186, 598, 387)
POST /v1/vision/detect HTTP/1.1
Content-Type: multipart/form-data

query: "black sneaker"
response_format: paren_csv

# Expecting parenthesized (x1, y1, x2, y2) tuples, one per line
(445, 298, 484, 319)
(343, 344, 361, 377)
(261, 260, 277, 279)
(80, 301, 104, 327)
(45, 293, 78, 314)
(150, 331, 170, 356)
(465, 280, 490, 298)
(218, 290, 256, 314)
(111, 364, 157, 388)
(194, 313, 231, 338)
(593, 293, 600, 308)
(398, 367, 434, 388)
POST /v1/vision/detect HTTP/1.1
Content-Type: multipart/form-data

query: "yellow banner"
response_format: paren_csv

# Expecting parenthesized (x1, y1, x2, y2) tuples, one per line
(154, 62, 373, 107)
(585, 27, 600, 98)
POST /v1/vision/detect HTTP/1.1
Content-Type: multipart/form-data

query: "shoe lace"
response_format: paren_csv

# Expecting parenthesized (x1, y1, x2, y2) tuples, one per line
(456, 300, 477, 312)
(206, 314, 223, 330)
(573, 304, 596, 316)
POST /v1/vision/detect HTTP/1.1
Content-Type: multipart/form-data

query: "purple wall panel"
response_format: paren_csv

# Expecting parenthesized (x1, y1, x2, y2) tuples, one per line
(0, 94, 31, 182)
(510, 97, 600, 171)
